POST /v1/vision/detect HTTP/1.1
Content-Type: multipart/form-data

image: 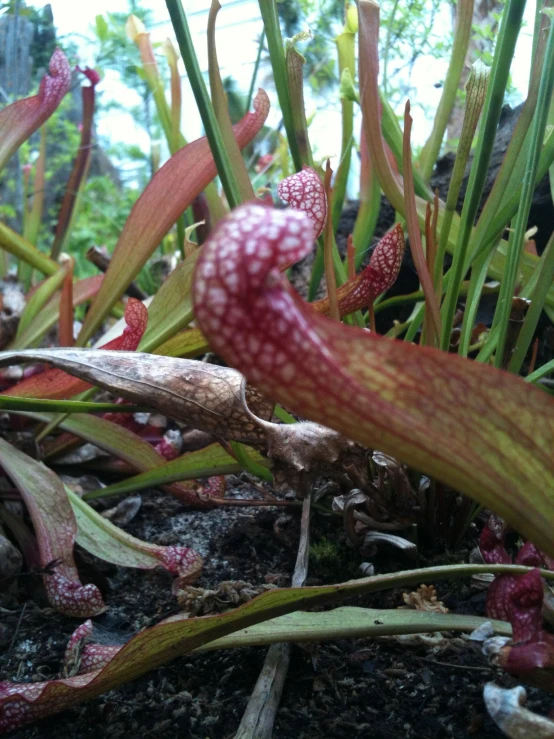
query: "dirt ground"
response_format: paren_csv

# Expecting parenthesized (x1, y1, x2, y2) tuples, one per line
(2, 479, 553, 739)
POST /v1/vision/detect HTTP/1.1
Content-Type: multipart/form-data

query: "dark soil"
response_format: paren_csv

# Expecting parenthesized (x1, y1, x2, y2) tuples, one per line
(2, 480, 554, 739)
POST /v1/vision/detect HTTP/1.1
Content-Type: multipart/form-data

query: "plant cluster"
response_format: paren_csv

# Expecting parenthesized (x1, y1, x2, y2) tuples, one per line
(0, 0, 554, 734)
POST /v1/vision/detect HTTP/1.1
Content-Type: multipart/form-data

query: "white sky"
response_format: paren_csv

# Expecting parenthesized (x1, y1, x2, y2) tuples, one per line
(30, 0, 537, 180)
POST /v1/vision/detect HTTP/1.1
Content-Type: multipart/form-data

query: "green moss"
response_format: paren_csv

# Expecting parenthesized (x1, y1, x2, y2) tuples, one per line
(309, 537, 359, 582)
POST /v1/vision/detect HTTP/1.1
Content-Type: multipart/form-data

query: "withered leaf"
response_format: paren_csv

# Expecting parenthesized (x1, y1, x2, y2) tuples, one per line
(0, 349, 273, 445)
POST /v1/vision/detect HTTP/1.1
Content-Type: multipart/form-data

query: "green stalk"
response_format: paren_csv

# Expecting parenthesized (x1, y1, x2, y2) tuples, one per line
(163, 38, 182, 156)
(403, 103, 442, 341)
(257, 0, 304, 171)
(351, 179, 380, 272)
(230, 440, 273, 483)
(308, 232, 349, 301)
(438, 61, 490, 350)
(378, 280, 499, 314)
(332, 6, 358, 231)
(352, 128, 381, 269)
(23, 127, 46, 245)
(410, 55, 554, 347)
(474, 233, 551, 365)
(245, 30, 265, 116)
(358, 0, 407, 220)
(208, 0, 255, 201)
(509, 231, 554, 373)
(457, 25, 549, 355)
(0, 397, 147, 414)
(493, 11, 554, 369)
(285, 40, 314, 167)
(419, 0, 475, 182)
(33, 387, 98, 443)
(323, 163, 341, 321)
(165, 0, 243, 209)
(382, 0, 399, 95)
(379, 90, 431, 201)
(16, 264, 68, 339)
(445, 0, 526, 354)
(83, 445, 271, 500)
(273, 405, 297, 423)
(368, 109, 554, 343)
(548, 91, 554, 200)
(485, 128, 554, 256)
(159, 33, 225, 223)
(459, 131, 554, 356)
(0, 222, 58, 276)
(526, 356, 554, 383)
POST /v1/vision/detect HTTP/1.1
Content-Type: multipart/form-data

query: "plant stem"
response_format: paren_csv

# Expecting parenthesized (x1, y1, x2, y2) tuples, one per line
(230, 440, 273, 483)
(494, 11, 554, 370)
(285, 41, 314, 167)
(165, 0, 243, 209)
(443, 0, 526, 354)
(0, 397, 148, 414)
(0, 222, 59, 276)
(323, 162, 340, 321)
(419, 0, 474, 182)
(257, 0, 304, 171)
(245, 30, 265, 116)
(207, 0, 255, 201)
(332, 15, 357, 231)
(438, 61, 489, 350)
(358, 0, 405, 214)
(352, 126, 381, 269)
(403, 102, 441, 341)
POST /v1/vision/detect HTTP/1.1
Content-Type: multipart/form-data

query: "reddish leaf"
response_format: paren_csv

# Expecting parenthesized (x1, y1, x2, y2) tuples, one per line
(312, 224, 404, 317)
(0, 438, 105, 617)
(76, 66, 101, 86)
(193, 203, 554, 558)
(201, 475, 226, 498)
(0, 49, 71, 172)
(77, 90, 270, 345)
(486, 575, 517, 624)
(495, 568, 554, 692)
(0, 564, 511, 731)
(367, 223, 405, 296)
(68, 487, 202, 591)
(102, 298, 148, 351)
(64, 621, 117, 674)
(3, 299, 147, 400)
(481, 517, 551, 630)
(508, 568, 544, 644)
(479, 517, 554, 689)
(154, 430, 181, 460)
(277, 166, 327, 239)
(479, 514, 511, 565)
(50, 69, 99, 260)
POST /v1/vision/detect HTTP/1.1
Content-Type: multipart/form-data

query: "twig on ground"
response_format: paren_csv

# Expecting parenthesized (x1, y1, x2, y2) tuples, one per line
(234, 492, 311, 739)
